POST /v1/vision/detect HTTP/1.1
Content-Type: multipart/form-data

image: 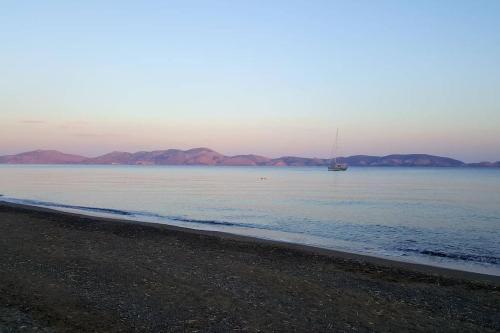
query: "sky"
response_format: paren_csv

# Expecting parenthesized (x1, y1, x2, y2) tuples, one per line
(1, 0, 499, 162)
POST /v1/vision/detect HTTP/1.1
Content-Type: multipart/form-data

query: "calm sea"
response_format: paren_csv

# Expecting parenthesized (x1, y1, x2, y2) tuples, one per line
(1, 165, 499, 275)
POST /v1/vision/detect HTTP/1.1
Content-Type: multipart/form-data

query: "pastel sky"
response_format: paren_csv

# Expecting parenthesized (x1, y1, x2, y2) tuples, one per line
(1, 0, 499, 162)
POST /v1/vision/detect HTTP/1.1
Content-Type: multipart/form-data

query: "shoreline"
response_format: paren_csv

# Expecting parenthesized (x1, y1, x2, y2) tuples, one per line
(1, 191, 498, 278)
(1, 163, 500, 168)
(2, 200, 499, 285)
(1, 200, 499, 331)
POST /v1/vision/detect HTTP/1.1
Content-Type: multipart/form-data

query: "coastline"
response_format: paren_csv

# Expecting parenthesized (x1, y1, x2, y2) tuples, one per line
(2, 200, 499, 284)
(1, 201, 499, 331)
(1, 148, 499, 167)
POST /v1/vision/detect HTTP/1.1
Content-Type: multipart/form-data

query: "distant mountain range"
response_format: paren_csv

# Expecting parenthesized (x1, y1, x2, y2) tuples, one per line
(0, 148, 498, 167)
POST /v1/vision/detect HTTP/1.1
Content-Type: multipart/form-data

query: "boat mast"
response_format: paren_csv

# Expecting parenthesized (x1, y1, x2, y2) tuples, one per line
(334, 128, 339, 165)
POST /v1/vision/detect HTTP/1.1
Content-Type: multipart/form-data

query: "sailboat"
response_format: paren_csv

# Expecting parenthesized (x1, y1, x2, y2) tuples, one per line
(328, 129, 348, 171)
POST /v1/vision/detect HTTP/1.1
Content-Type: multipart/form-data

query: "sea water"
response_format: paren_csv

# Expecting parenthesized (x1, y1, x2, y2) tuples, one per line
(0, 165, 499, 275)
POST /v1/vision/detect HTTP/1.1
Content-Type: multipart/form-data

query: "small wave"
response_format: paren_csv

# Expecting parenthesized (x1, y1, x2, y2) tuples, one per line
(168, 216, 236, 227)
(125, 210, 240, 227)
(401, 248, 500, 265)
(2, 197, 245, 228)
(2, 197, 133, 216)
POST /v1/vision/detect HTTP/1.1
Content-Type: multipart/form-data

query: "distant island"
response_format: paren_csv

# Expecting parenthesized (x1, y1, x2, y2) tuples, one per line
(0, 148, 498, 167)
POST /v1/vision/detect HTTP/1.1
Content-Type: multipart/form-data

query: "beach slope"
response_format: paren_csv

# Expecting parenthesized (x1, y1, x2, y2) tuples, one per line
(0, 202, 498, 332)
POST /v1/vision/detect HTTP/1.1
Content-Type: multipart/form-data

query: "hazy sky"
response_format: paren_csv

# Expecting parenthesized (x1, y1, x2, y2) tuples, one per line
(1, 0, 499, 161)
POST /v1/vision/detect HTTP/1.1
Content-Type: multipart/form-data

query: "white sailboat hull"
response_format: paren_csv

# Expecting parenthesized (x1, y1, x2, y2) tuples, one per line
(328, 164, 348, 171)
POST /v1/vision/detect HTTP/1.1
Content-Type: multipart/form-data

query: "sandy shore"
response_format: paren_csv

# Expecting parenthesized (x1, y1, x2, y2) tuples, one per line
(0, 202, 499, 332)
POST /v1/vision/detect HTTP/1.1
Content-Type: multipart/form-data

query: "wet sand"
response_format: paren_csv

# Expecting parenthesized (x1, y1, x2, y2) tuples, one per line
(0, 201, 499, 332)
